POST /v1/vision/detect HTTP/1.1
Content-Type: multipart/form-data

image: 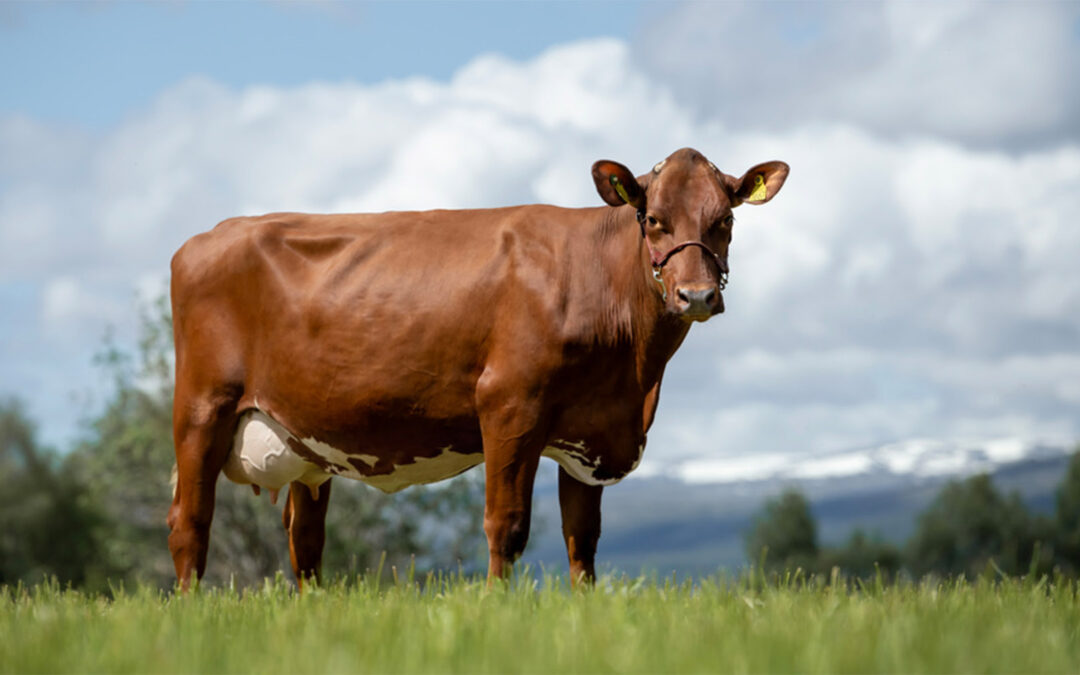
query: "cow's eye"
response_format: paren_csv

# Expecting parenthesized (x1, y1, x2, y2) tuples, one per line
(647, 215, 659, 227)
(712, 215, 734, 232)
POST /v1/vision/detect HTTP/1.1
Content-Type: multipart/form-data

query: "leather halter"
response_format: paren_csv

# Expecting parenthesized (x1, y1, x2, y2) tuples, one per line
(636, 209, 729, 291)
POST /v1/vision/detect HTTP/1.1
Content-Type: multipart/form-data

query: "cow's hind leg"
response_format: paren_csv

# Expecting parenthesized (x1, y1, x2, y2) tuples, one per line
(168, 389, 239, 590)
(282, 479, 332, 588)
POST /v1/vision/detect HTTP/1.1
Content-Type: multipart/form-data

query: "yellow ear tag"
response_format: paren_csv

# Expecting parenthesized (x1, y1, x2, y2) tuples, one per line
(610, 175, 632, 204)
(748, 174, 767, 202)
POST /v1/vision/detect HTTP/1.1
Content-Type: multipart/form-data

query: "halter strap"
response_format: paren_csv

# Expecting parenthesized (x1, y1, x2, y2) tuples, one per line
(636, 209, 730, 290)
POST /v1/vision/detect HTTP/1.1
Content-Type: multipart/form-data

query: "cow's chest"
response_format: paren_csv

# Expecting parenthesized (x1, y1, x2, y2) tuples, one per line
(222, 410, 483, 494)
(541, 439, 644, 486)
(539, 389, 648, 485)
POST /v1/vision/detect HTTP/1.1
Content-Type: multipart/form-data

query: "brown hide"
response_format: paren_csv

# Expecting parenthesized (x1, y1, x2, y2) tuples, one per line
(167, 147, 789, 587)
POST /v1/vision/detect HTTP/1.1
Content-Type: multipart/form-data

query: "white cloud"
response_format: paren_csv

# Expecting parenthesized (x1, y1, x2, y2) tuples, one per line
(41, 277, 90, 324)
(636, 0, 1080, 149)
(1, 33, 1078, 466)
(40, 276, 128, 339)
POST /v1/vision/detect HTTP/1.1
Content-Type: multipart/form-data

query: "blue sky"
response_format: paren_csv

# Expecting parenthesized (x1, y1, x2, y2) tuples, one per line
(1, 1, 649, 127)
(2, 1, 1079, 479)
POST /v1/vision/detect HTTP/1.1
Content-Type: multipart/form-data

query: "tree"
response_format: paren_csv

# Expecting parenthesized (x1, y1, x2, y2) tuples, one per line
(0, 398, 102, 587)
(68, 296, 485, 589)
(745, 489, 819, 572)
(906, 473, 1050, 578)
(1054, 448, 1080, 573)
(820, 529, 901, 580)
(744, 490, 901, 579)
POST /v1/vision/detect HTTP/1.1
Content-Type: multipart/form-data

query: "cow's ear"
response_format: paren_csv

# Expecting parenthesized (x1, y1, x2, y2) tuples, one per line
(730, 161, 789, 206)
(592, 160, 645, 209)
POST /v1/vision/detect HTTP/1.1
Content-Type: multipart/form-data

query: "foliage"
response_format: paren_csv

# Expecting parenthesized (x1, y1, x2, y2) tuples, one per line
(906, 473, 1053, 578)
(819, 529, 902, 580)
(4, 573, 1080, 674)
(63, 299, 180, 587)
(745, 466, 1079, 580)
(745, 490, 902, 579)
(744, 489, 819, 571)
(1054, 448, 1080, 574)
(0, 399, 103, 587)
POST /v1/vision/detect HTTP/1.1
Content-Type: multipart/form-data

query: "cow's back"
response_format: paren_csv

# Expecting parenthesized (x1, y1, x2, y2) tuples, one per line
(171, 206, 587, 446)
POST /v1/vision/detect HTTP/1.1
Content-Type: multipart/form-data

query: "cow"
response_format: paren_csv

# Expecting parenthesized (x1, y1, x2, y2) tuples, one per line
(167, 147, 789, 589)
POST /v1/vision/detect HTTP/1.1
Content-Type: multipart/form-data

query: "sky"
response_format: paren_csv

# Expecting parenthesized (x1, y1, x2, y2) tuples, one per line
(1, 1, 1079, 481)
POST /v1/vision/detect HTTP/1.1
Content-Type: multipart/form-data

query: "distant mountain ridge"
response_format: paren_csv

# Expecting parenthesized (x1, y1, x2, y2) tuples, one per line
(640, 436, 1075, 485)
(522, 438, 1077, 576)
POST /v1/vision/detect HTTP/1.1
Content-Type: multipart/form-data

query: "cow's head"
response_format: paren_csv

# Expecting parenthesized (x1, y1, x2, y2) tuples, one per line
(592, 148, 788, 322)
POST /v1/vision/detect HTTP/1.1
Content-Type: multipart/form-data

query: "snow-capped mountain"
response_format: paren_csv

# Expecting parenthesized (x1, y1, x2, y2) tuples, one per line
(640, 436, 1076, 486)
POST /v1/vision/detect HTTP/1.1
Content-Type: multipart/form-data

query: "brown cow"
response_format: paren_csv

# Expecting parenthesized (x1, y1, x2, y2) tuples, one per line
(167, 147, 788, 588)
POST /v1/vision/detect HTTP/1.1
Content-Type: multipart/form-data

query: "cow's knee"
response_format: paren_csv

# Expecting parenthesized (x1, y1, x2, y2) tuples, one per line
(168, 516, 209, 553)
(168, 464, 223, 589)
(168, 513, 214, 587)
(486, 510, 531, 565)
(167, 500, 180, 532)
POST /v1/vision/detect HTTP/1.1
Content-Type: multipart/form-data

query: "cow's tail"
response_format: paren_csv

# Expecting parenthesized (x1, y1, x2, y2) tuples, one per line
(170, 463, 179, 501)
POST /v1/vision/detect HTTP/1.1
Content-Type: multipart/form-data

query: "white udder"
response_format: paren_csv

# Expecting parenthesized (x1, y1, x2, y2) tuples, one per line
(222, 410, 482, 495)
(222, 411, 329, 492)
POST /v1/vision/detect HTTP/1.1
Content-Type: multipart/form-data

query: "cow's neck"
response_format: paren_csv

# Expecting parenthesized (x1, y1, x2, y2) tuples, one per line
(599, 206, 692, 392)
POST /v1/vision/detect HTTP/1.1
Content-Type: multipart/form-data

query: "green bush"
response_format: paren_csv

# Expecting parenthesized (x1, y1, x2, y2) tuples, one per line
(819, 529, 902, 580)
(1054, 449, 1080, 573)
(905, 473, 1052, 578)
(745, 489, 819, 572)
(0, 398, 103, 587)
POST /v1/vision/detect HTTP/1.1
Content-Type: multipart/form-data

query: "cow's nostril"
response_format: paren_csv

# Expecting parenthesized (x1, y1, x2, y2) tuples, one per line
(674, 286, 718, 317)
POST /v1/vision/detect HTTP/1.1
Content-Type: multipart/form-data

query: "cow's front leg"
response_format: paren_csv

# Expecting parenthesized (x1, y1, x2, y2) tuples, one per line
(482, 445, 542, 581)
(479, 400, 544, 582)
(282, 479, 332, 589)
(558, 467, 603, 587)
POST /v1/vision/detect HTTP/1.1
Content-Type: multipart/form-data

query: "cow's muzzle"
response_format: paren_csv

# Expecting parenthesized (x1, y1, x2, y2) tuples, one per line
(674, 282, 723, 321)
(636, 210, 730, 316)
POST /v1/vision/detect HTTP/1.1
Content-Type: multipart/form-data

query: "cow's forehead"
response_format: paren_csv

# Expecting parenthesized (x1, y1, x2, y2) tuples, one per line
(656, 147, 712, 171)
(649, 148, 730, 209)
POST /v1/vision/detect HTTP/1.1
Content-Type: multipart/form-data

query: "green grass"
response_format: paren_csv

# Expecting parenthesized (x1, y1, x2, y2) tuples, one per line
(3, 571, 1080, 674)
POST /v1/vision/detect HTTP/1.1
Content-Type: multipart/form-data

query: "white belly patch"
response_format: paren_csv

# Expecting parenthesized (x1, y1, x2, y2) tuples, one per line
(542, 439, 645, 487)
(348, 448, 481, 493)
(222, 410, 482, 495)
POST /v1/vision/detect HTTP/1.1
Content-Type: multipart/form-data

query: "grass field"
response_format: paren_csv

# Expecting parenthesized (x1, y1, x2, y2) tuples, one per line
(3, 571, 1079, 673)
